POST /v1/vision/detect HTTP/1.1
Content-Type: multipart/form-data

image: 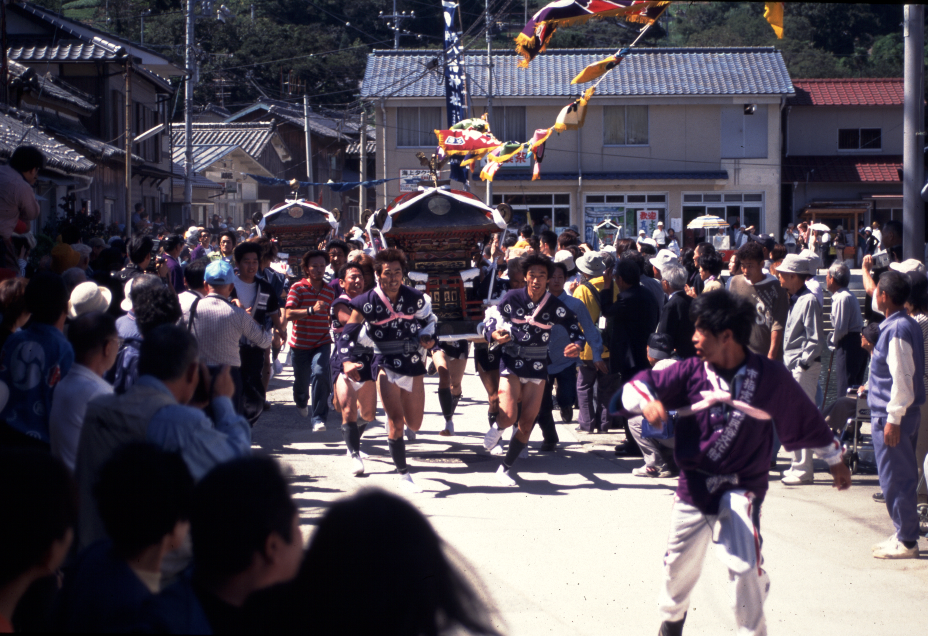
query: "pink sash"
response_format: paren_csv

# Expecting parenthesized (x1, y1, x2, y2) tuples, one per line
(370, 286, 417, 326)
(510, 292, 554, 330)
(675, 363, 772, 420)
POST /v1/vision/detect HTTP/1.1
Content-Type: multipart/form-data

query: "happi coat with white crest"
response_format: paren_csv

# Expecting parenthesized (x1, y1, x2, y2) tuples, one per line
(345, 284, 437, 377)
(622, 351, 842, 515)
(487, 287, 586, 380)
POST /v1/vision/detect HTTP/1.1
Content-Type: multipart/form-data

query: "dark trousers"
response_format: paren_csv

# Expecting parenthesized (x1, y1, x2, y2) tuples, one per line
(240, 344, 267, 426)
(576, 362, 623, 432)
(535, 376, 559, 444)
(835, 334, 867, 399)
(292, 344, 331, 425)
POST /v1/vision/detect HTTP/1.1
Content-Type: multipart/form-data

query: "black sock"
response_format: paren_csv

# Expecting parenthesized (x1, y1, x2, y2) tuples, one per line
(341, 422, 360, 456)
(902, 540, 917, 549)
(358, 422, 367, 437)
(438, 388, 454, 419)
(488, 411, 498, 426)
(504, 437, 527, 470)
(451, 392, 462, 413)
(387, 438, 408, 474)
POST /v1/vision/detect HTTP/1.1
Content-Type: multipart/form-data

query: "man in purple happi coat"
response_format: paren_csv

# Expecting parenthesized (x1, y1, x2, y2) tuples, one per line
(620, 290, 851, 636)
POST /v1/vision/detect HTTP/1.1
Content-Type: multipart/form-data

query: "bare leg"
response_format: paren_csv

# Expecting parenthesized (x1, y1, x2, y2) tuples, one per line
(377, 372, 407, 440)
(496, 375, 523, 429)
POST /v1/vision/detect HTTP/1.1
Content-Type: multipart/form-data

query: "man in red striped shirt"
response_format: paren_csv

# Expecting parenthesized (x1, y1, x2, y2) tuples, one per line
(286, 250, 336, 430)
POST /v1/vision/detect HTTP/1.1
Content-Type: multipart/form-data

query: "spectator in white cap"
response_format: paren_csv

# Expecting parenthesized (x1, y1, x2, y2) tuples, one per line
(652, 221, 666, 249)
(777, 253, 825, 485)
(651, 249, 679, 275)
(554, 249, 582, 293)
(636, 229, 646, 248)
(68, 282, 112, 319)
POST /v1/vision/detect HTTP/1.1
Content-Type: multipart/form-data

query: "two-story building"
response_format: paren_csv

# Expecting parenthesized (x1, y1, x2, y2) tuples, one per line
(6, 1, 183, 227)
(361, 47, 794, 247)
(782, 78, 905, 231)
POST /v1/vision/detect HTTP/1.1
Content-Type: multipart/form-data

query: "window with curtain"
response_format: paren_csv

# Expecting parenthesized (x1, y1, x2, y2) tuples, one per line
(603, 106, 648, 145)
(490, 106, 526, 141)
(397, 107, 442, 147)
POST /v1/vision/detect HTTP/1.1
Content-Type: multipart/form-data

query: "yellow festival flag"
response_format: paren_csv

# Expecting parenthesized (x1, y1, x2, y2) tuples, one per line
(764, 2, 784, 39)
(554, 87, 596, 132)
(572, 53, 625, 85)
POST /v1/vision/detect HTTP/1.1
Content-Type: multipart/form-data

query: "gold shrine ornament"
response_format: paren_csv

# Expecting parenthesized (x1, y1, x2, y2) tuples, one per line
(288, 206, 304, 218)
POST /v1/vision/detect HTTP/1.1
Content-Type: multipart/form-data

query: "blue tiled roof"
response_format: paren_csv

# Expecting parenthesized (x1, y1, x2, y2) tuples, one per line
(493, 171, 729, 181)
(361, 48, 794, 99)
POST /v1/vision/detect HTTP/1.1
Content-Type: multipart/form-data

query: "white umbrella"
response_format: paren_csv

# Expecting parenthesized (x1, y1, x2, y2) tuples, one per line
(810, 222, 830, 232)
(687, 214, 730, 229)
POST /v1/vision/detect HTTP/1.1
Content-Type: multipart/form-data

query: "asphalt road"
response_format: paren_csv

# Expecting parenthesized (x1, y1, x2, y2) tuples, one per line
(253, 358, 928, 636)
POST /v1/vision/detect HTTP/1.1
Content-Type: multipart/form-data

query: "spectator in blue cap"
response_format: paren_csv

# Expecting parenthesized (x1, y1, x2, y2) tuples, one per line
(186, 259, 271, 417)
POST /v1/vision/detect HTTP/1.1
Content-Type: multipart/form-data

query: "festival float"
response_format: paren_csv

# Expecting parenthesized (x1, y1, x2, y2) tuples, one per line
(259, 191, 339, 279)
(365, 180, 507, 339)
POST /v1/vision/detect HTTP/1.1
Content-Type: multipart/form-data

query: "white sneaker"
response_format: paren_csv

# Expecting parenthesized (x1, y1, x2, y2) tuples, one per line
(346, 448, 370, 459)
(405, 427, 417, 442)
(313, 422, 327, 432)
(273, 359, 284, 375)
(400, 472, 423, 493)
(483, 424, 503, 451)
(872, 536, 918, 559)
(781, 474, 813, 485)
(298, 406, 309, 418)
(439, 420, 454, 437)
(489, 442, 504, 456)
(495, 465, 517, 486)
(872, 533, 900, 552)
(351, 455, 365, 476)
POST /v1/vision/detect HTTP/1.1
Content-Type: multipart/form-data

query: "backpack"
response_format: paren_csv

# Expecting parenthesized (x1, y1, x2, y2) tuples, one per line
(105, 337, 143, 394)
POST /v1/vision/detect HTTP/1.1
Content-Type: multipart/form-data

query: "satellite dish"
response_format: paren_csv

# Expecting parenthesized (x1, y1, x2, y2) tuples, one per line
(496, 203, 512, 224)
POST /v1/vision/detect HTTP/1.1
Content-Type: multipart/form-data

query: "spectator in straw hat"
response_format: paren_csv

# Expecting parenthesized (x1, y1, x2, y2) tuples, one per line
(68, 282, 113, 319)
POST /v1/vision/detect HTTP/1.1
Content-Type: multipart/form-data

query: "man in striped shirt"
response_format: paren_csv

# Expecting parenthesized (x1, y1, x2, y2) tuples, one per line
(286, 249, 336, 430)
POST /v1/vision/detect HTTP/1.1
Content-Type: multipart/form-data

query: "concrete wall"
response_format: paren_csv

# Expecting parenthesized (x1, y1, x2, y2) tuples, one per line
(376, 96, 783, 236)
(786, 105, 903, 156)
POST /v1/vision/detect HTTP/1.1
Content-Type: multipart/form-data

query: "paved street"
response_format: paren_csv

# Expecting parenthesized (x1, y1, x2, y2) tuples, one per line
(254, 359, 928, 635)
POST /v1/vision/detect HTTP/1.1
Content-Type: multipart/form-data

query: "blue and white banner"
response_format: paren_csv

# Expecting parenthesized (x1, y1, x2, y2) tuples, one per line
(442, 0, 469, 184)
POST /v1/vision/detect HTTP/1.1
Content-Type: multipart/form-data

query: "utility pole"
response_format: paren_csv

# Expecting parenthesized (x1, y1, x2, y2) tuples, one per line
(183, 0, 195, 224)
(903, 4, 925, 260)
(304, 94, 314, 202)
(485, 0, 493, 206)
(378, 2, 413, 49)
(359, 106, 367, 217)
(124, 57, 133, 237)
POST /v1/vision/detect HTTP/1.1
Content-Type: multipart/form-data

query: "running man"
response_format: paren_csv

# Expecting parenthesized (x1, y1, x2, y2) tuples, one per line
(482, 254, 585, 486)
(434, 339, 469, 436)
(620, 290, 851, 636)
(339, 249, 436, 492)
(330, 262, 377, 476)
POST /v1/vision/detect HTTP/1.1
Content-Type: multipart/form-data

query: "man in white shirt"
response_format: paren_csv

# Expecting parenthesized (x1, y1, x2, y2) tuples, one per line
(652, 221, 667, 249)
(50, 312, 119, 471)
(178, 258, 209, 321)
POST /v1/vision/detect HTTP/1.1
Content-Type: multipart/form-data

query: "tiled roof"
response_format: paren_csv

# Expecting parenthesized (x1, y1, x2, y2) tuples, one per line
(782, 155, 902, 183)
(0, 108, 95, 174)
(171, 144, 239, 174)
(493, 171, 729, 181)
(8, 59, 97, 113)
(171, 164, 225, 190)
(171, 122, 278, 159)
(225, 100, 351, 140)
(40, 114, 142, 163)
(788, 79, 904, 107)
(361, 47, 794, 99)
(8, 39, 123, 62)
